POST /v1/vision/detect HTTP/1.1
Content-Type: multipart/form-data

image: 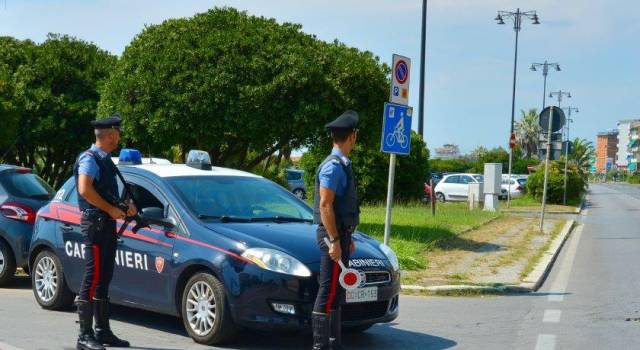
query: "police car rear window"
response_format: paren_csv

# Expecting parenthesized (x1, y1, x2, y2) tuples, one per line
(0, 172, 54, 199)
(168, 176, 313, 221)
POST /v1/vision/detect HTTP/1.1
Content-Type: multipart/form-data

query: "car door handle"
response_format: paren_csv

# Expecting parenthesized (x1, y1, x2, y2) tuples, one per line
(60, 224, 73, 232)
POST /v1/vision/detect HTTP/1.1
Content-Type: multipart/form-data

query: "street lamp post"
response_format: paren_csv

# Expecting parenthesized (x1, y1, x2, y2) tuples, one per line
(530, 61, 560, 110)
(418, 0, 427, 138)
(495, 8, 540, 207)
(562, 106, 579, 205)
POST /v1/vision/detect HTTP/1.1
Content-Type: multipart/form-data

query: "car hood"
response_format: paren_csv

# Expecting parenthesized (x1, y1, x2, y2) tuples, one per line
(202, 222, 388, 265)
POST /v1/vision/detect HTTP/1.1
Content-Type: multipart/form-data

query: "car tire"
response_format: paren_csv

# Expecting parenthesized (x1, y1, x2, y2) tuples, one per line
(181, 272, 238, 345)
(436, 192, 446, 203)
(0, 239, 17, 286)
(344, 324, 374, 333)
(31, 250, 75, 310)
(293, 188, 306, 200)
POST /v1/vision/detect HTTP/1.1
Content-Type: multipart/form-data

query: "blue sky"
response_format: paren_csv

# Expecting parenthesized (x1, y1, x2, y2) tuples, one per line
(1, 0, 638, 154)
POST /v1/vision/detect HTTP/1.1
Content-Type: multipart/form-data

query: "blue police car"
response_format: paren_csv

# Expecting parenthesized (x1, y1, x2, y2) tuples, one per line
(29, 150, 400, 345)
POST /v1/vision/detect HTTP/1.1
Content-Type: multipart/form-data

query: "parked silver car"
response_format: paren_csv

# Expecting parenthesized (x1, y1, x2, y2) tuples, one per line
(286, 169, 306, 199)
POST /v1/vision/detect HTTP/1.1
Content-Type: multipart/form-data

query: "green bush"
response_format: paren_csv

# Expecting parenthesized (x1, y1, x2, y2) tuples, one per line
(300, 131, 429, 203)
(526, 161, 586, 204)
(629, 173, 640, 184)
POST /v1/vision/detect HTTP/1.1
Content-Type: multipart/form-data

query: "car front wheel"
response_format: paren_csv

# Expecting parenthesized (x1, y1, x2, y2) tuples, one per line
(31, 250, 74, 310)
(181, 272, 238, 345)
(436, 192, 446, 203)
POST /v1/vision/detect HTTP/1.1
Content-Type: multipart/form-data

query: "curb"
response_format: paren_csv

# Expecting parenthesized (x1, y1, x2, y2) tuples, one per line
(518, 219, 575, 291)
(401, 219, 577, 294)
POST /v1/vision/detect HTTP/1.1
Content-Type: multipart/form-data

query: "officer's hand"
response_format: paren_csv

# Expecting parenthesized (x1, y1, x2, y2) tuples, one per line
(350, 240, 356, 254)
(108, 206, 126, 220)
(127, 203, 137, 217)
(329, 242, 342, 263)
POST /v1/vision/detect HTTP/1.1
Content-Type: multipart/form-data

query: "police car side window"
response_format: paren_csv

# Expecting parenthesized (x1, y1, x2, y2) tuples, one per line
(128, 183, 164, 213)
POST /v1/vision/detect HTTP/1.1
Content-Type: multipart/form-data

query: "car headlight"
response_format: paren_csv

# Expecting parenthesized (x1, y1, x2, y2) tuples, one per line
(379, 243, 400, 271)
(242, 248, 311, 277)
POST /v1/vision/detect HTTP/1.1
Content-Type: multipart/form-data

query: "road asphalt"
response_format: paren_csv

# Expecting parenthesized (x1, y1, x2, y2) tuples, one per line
(1, 183, 639, 350)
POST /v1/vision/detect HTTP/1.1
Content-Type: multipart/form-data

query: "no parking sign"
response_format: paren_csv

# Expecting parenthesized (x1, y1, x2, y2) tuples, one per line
(390, 54, 411, 105)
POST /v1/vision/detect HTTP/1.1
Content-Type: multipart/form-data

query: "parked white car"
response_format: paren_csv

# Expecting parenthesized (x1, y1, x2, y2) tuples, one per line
(501, 176, 527, 199)
(434, 173, 484, 202)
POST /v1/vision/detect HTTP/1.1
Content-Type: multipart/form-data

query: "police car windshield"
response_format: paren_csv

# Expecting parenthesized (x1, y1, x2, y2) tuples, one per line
(168, 176, 313, 222)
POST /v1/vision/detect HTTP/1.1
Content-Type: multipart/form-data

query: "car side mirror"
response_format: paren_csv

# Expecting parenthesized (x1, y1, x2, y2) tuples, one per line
(140, 207, 176, 229)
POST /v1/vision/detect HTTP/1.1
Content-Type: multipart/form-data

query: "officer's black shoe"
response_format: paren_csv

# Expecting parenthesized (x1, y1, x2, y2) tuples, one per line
(94, 299, 130, 348)
(329, 309, 343, 350)
(77, 300, 105, 350)
(312, 312, 331, 350)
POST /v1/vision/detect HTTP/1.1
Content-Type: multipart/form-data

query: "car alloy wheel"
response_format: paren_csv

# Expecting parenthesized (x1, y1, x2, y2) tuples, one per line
(34, 256, 58, 303)
(293, 189, 305, 199)
(0, 249, 5, 276)
(186, 281, 217, 336)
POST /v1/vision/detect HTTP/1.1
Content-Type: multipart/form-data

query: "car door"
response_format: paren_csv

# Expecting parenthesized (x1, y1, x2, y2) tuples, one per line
(441, 175, 460, 200)
(458, 175, 474, 199)
(56, 179, 86, 293)
(111, 175, 177, 312)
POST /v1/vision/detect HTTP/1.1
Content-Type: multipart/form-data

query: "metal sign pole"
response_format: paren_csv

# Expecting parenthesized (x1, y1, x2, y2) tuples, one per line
(383, 154, 397, 246)
(539, 106, 554, 232)
(562, 108, 572, 205)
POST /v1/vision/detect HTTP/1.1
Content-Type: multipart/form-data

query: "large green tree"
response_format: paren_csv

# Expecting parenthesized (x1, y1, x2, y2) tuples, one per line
(2, 34, 115, 187)
(98, 8, 389, 170)
(0, 37, 34, 150)
(515, 108, 540, 159)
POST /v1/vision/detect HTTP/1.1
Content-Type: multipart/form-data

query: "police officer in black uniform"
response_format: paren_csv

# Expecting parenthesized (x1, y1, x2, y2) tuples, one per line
(74, 114, 134, 350)
(312, 110, 360, 350)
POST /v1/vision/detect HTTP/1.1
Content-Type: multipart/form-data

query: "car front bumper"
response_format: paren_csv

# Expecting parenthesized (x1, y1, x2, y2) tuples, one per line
(227, 263, 401, 330)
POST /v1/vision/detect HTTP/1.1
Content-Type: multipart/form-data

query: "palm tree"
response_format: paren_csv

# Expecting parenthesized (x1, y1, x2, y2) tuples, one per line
(515, 108, 540, 159)
(569, 138, 595, 173)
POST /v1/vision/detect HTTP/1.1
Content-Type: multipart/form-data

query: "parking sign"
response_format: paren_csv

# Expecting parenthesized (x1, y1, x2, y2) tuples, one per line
(381, 102, 412, 155)
(389, 54, 411, 106)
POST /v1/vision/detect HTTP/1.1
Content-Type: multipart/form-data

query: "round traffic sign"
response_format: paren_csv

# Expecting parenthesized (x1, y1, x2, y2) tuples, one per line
(539, 106, 566, 133)
(395, 60, 409, 84)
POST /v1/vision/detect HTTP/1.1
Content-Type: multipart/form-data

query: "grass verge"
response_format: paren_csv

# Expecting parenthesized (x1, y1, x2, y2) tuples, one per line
(359, 202, 500, 270)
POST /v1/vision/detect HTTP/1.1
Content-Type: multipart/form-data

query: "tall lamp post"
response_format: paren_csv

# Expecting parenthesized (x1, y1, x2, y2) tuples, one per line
(530, 61, 560, 110)
(495, 8, 540, 207)
(562, 106, 579, 205)
(418, 0, 427, 138)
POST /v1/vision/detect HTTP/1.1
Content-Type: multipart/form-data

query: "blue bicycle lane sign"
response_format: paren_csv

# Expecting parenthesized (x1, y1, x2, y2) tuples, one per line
(380, 102, 412, 155)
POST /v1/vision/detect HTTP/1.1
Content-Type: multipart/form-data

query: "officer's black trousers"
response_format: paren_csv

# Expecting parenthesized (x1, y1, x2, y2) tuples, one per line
(78, 210, 117, 302)
(313, 226, 351, 314)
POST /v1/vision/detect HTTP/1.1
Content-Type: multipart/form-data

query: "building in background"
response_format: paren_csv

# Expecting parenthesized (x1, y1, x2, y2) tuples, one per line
(596, 130, 619, 173)
(434, 144, 461, 159)
(616, 119, 640, 170)
(628, 123, 640, 172)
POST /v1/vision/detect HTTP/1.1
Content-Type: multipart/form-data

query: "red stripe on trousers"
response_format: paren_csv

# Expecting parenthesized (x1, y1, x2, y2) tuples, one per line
(325, 261, 340, 313)
(89, 245, 100, 301)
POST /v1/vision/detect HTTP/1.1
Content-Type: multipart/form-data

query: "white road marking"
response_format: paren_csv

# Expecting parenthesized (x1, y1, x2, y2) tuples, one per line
(547, 224, 584, 302)
(534, 334, 557, 350)
(0, 341, 27, 350)
(542, 309, 562, 323)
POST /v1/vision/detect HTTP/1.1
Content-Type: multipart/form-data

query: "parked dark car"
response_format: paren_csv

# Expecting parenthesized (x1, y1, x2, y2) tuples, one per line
(0, 165, 55, 285)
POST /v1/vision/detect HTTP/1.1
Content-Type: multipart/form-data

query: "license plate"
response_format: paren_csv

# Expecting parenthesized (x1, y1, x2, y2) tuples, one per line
(345, 286, 378, 303)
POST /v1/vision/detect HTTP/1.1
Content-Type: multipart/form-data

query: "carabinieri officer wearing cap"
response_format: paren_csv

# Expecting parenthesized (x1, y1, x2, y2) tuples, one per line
(312, 110, 361, 350)
(73, 113, 135, 350)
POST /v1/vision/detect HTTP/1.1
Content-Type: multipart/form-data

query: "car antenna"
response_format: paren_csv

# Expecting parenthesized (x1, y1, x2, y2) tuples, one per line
(147, 146, 155, 164)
